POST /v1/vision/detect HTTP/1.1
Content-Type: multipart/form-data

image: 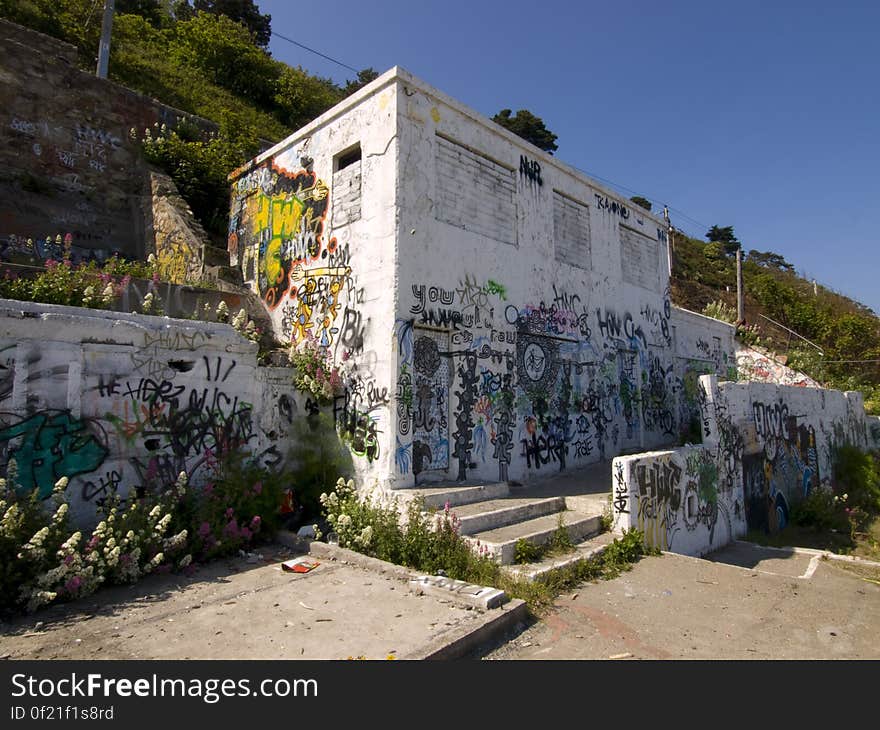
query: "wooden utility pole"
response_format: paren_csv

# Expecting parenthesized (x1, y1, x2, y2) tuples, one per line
(736, 248, 745, 324)
(663, 205, 673, 277)
(96, 0, 115, 79)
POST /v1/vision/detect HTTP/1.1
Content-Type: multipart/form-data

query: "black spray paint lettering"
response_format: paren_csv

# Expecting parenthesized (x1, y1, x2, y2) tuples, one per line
(636, 459, 683, 511)
(410, 284, 456, 315)
(519, 155, 543, 186)
(594, 194, 630, 220)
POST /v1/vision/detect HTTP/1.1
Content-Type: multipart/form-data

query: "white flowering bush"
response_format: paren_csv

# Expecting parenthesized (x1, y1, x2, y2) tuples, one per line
(231, 308, 261, 345)
(1, 468, 191, 615)
(215, 300, 229, 323)
(140, 291, 164, 316)
(318, 477, 483, 577)
(1, 470, 74, 613)
(289, 334, 345, 405)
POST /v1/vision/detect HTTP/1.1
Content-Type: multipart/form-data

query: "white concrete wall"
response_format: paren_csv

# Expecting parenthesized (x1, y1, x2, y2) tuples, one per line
(736, 346, 820, 387)
(612, 444, 746, 556)
(390, 69, 735, 487)
(669, 307, 737, 442)
(700, 375, 867, 534)
(612, 375, 869, 555)
(227, 76, 400, 487)
(0, 300, 326, 526)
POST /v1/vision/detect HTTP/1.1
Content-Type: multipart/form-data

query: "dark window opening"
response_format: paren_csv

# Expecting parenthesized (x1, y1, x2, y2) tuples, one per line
(335, 145, 361, 171)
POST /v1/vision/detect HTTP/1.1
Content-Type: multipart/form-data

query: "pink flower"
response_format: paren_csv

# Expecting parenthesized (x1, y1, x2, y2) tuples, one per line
(225, 507, 234, 519)
(64, 576, 82, 594)
(198, 521, 211, 538)
(224, 520, 239, 537)
(240, 527, 252, 541)
(45, 258, 57, 269)
(64, 554, 75, 566)
(252, 481, 262, 495)
(250, 515, 261, 531)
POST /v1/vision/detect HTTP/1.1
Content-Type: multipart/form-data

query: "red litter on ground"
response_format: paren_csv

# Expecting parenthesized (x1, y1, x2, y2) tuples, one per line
(281, 558, 320, 574)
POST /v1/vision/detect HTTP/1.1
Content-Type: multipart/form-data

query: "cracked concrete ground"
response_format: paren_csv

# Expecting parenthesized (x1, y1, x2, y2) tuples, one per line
(484, 543, 880, 659)
(0, 544, 498, 660)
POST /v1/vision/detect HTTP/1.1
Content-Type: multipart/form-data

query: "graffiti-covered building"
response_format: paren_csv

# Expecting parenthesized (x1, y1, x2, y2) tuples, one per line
(227, 67, 737, 490)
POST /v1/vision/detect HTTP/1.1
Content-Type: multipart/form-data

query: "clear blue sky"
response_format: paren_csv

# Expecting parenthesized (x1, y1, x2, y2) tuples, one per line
(259, 0, 880, 314)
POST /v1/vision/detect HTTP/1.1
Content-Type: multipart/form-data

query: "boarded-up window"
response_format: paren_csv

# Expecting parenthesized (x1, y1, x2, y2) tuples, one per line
(621, 225, 659, 292)
(332, 146, 361, 227)
(434, 135, 516, 245)
(553, 191, 591, 268)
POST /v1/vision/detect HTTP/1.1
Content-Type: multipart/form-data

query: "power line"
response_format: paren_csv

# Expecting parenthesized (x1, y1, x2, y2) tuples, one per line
(569, 164, 712, 238)
(271, 31, 360, 75)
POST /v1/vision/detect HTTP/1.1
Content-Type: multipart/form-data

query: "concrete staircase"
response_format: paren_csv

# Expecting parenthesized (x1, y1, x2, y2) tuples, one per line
(402, 469, 614, 581)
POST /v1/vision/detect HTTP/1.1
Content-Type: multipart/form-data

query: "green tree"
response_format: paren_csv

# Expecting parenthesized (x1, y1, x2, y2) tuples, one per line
(630, 195, 652, 212)
(706, 225, 741, 257)
(116, 0, 167, 26)
(190, 0, 272, 46)
(344, 67, 380, 96)
(170, 11, 280, 107)
(492, 108, 558, 153)
(274, 66, 344, 130)
(746, 249, 794, 272)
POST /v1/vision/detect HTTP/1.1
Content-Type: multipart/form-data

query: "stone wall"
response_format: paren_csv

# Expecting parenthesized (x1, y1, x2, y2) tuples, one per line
(228, 77, 400, 489)
(0, 19, 217, 263)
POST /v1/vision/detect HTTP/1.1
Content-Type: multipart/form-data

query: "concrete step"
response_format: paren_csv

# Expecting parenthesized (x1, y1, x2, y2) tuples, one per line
(502, 532, 616, 582)
(400, 482, 509, 510)
(451, 496, 566, 535)
(468, 510, 603, 565)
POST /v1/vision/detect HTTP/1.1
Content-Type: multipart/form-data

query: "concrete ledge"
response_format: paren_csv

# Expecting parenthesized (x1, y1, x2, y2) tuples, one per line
(409, 575, 507, 610)
(307, 540, 511, 611)
(307, 541, 416, 583)
(404, 599, 528, 660)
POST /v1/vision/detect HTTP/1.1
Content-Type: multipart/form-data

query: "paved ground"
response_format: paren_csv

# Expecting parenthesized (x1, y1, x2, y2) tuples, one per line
(483, 543, 880, 659)
(0, 544, 521, 661)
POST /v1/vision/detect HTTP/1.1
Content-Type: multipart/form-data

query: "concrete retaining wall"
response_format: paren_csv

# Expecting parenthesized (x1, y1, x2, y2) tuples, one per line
(612, 444, 746, 556)
(613, 375, 870, 556)
(0, 18, 217, 262)
(702, 376, 866, 534)
(0, 300, 360, 526)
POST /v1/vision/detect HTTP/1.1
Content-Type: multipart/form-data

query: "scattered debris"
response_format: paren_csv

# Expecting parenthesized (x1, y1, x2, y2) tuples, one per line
(609, 652, 632, 659)
(282, 558, 320, 574)
(299, 601, 314, 610)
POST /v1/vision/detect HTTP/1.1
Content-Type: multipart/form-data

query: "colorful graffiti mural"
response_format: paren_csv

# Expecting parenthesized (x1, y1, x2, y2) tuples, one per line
(229, 163, 351, 346)
(395, 272, 733, 484)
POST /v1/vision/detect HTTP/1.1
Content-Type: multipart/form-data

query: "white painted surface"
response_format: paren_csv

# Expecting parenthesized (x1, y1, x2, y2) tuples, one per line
(0, 300, 316, 525)
(612, 445, 746, 557)
(228, 68, 741, 491)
